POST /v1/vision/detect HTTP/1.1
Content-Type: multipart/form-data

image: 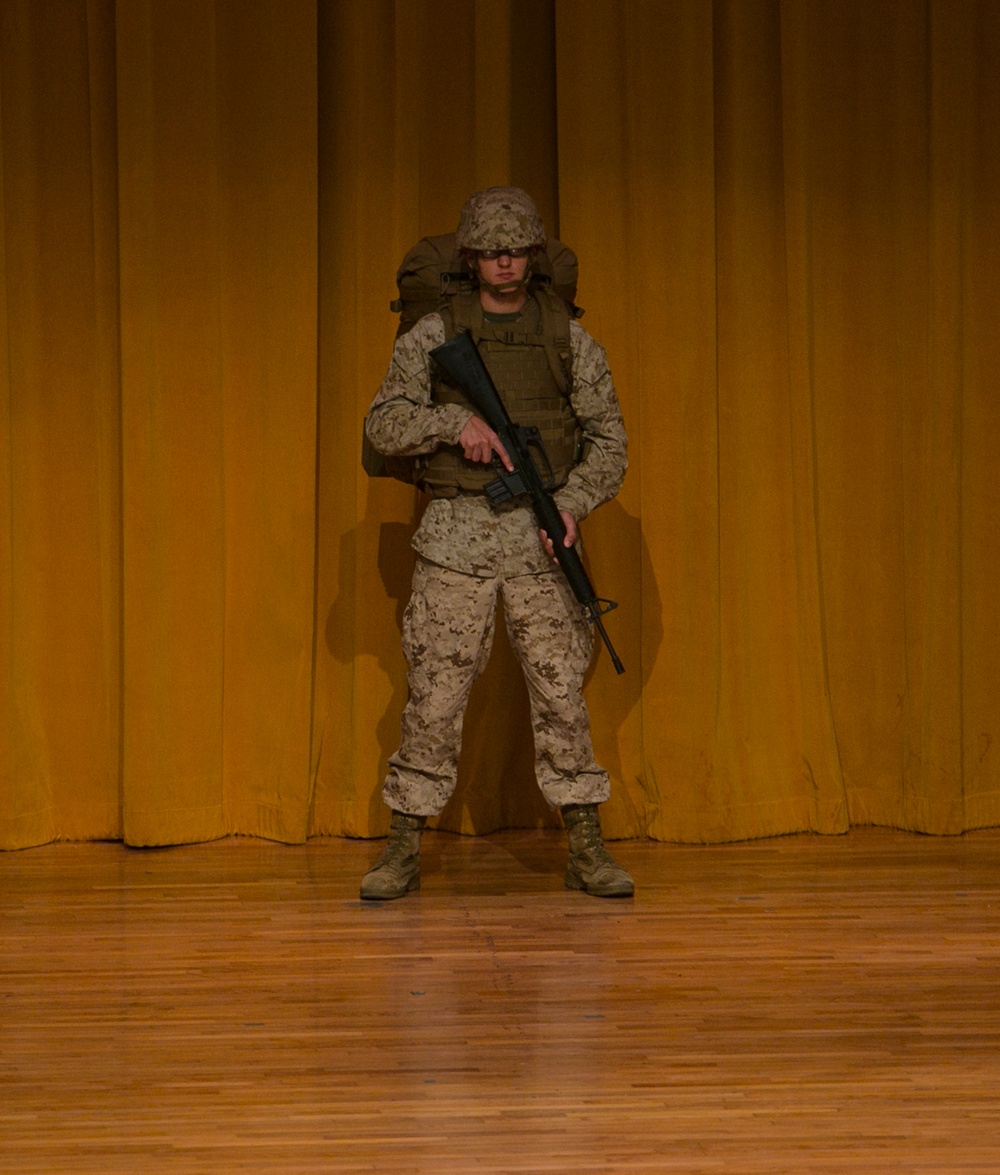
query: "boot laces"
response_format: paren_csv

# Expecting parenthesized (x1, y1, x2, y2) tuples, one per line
(573, 813, 616, 864)
(378, 830, 411, 867)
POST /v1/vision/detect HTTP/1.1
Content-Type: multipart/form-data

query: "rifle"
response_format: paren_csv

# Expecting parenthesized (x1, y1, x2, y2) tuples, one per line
(429, 330, 625, 675)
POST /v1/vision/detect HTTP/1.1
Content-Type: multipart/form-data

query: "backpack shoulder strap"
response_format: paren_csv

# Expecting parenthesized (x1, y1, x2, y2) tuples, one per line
(440, 290, 477, 341)
(533, 285, 574, 397)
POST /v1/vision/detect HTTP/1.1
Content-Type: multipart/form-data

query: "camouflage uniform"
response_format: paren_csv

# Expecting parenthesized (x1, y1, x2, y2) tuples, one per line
(366, 310, 627, 816)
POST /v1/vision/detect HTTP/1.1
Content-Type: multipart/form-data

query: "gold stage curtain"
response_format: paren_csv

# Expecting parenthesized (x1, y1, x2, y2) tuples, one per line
(2, 0, 998, 849)
(2, 0, 319, 848)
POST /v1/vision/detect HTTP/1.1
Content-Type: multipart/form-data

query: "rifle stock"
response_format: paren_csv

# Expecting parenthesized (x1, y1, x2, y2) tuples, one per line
(430, 330, 625, 675)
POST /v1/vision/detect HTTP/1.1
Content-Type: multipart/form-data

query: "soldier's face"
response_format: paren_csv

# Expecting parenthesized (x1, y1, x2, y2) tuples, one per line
(475, 249, 530, 292)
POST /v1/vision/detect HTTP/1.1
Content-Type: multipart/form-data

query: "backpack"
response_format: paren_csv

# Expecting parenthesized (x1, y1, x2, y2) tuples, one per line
(362, 233, 583, 482)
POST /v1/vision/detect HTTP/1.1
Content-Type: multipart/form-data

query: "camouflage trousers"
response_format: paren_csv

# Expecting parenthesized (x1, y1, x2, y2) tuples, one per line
(382, 556, 611, 816)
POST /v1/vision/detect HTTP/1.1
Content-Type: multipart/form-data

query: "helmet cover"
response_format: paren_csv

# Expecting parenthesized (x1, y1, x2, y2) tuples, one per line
(455, 187, 547, 252)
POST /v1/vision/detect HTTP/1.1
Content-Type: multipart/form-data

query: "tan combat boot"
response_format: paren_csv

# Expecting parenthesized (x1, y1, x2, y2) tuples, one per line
(562, 803, 634, 898)
(359, 811, 426, 900)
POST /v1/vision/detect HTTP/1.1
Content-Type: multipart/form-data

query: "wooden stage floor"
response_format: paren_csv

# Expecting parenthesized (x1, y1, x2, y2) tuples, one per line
(2, 827, 999, 1173)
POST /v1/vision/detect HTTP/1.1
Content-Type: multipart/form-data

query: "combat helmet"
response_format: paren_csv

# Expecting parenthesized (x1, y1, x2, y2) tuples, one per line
(455, 186, 546, 252)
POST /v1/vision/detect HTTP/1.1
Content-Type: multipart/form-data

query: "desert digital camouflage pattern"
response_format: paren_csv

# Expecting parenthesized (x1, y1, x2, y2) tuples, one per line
(381, 558, 611, 816)
(454, 186, 547, 252)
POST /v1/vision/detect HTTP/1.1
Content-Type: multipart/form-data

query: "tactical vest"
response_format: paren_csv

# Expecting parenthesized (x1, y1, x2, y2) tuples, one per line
(415, 290, 583, 498)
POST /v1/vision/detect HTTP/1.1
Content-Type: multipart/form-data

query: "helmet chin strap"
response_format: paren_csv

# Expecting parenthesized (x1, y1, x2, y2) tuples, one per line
(479, 277, 529, 296)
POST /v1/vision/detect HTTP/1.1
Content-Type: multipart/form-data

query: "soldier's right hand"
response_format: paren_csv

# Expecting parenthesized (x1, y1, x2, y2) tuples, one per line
(458, 414, 514, 471)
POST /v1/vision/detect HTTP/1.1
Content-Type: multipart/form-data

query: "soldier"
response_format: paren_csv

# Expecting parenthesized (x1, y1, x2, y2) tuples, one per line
(361, 187, 632, 899)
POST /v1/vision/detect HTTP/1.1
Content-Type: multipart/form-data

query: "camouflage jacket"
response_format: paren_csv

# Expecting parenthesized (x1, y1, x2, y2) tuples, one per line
(365, 309, 628, 577)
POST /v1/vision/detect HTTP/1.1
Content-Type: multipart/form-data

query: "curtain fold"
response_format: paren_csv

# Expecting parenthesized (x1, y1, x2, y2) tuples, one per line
(1, 0, 122, 847)
(2, 0, 998, 848)
(115, 0, 319, 845)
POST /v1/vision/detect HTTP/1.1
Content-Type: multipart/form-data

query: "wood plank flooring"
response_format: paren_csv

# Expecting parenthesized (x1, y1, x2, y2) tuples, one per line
(2, 827, 999, 1173)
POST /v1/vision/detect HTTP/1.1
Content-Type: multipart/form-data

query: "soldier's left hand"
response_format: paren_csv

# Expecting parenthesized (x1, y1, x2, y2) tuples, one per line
(539, 511, 578, 563)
